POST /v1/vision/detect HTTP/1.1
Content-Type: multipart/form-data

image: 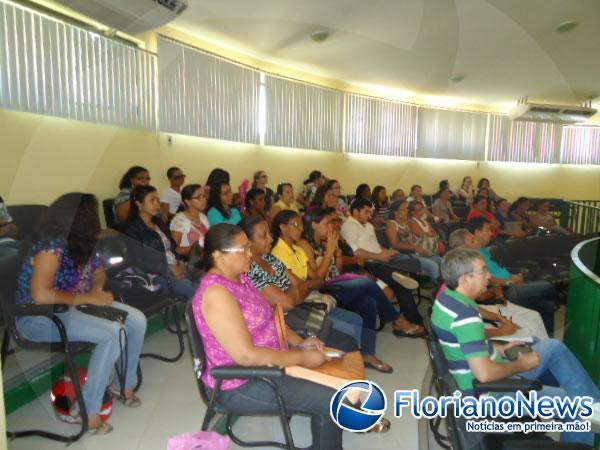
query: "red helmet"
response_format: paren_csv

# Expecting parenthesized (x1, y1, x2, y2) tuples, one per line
(51, 368, 112, 423)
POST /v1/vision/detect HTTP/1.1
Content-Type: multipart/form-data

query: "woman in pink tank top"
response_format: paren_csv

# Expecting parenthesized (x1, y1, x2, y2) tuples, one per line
(192, 223, 343, 450)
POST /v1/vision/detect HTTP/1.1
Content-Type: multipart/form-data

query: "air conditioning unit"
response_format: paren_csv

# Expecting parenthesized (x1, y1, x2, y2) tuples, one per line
(55, 0, 188, 34)
(509, 101, 597, 124)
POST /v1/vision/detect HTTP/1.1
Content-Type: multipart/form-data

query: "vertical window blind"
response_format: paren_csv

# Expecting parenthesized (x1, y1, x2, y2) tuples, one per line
(345, 93, 417, 157)
(488, 115, 563, 163)
(158, 36, 260, 144)
(264, 75, 343, 151)
(560, 126, 600, 165)
(0, 0, 156, 129)
(416, 108, 487, 160)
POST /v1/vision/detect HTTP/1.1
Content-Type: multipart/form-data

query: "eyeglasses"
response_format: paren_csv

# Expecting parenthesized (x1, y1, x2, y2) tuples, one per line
(468, 267, 489, 277)
(286, 221, 301, 228)
(221, 244, 252, 254)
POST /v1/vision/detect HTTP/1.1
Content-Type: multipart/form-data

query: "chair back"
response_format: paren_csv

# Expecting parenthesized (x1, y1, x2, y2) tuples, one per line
(7, 204, 48, 240)
(375, 226, 391, 249)
(185, 299, 211, 406)
(102, 198, 118, 230)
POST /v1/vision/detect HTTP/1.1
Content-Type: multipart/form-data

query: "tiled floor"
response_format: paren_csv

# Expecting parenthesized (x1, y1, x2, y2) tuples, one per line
(5, 305, 567, 450)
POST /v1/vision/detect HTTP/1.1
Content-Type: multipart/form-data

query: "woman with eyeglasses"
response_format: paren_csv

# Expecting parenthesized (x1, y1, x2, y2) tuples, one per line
(270, 182, 300, 218)
(193, 223, 343, 450)
(207, 181, 242, 226)
(113, 166, 151, 225)
(124, 185, 197, 298)
(251, 170, 274, 211)
(170, 184, 210, 258)
(160, 166, 186, 221)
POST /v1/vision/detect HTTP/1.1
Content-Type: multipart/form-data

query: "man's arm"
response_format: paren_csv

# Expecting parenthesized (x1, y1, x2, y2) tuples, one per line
(468, 351, 539, 383)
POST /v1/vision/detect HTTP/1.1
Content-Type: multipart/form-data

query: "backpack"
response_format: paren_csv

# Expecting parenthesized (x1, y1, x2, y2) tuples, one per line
(108, 266, 164, 310)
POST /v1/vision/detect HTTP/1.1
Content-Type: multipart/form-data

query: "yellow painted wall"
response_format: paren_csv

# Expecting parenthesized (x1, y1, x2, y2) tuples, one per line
(2, 108, 599, 213)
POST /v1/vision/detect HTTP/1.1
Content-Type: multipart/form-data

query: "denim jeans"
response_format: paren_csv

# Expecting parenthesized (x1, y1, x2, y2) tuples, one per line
(515, 339, 600, 445)
(330, 277, 400, 355)
(216, 376, 342, 450)
(156, 275, 198, 299)
(392, 253, 441, 283)
(328, 308, 363, 348)
(17, 302, 147, 415)
(505, 281, 556, 335)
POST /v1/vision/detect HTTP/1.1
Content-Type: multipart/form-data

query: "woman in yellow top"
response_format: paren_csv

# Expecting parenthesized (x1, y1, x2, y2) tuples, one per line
(270, 183, 300, 218)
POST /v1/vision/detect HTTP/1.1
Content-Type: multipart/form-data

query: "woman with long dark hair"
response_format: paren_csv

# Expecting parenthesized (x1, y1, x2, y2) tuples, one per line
(243, 187, 270, 223)
(251, 170, 275, 211)
(371, 185, 390, 226)
(193, 223, 344, 450)
(206, 181, 242, 226)
(124, 185, 196, 297)
(113, 166, 150, 225)
(170, 184, 210, 257)
(16, 193, 147, 434)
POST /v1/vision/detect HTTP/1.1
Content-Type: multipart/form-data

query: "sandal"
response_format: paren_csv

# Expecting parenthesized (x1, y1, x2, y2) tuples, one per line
(87, 422, 113, 435)
(393, 325, 426, 338)
(367, 417, 391, 433)
(109, 385, 142, 408)
(364, 358, 394, 374)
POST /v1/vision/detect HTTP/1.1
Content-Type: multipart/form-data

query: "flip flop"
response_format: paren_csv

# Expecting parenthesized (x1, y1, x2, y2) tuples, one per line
(364, 359, 394, 373)
(367, 417, 391, 433)
(109, 385, 142, 408)
(87, 422, 113, 435)
(393, 326, 426, 338)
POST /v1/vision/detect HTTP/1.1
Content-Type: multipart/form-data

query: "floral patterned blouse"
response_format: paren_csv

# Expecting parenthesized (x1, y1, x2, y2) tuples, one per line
(16, 239, 103, 307)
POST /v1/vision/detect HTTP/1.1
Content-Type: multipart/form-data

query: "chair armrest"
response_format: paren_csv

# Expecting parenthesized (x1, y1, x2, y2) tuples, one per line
(212, 366, 285, 380)
(5, 303, 69, 318)
(473, 378, 542, 396)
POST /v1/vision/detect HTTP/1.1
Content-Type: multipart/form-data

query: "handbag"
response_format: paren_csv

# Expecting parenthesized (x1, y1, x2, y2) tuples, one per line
(285, 303, 332, 341)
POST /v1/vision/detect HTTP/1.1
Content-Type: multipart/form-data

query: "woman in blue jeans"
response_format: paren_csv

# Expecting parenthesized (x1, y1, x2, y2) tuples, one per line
(301, 207, 426, 373)
(15, 193, 147, 434)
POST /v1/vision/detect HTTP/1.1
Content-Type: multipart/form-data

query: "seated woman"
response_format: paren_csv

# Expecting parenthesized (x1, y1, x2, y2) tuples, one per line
(531, 199, 569, 234)
(466, 195, 501, 239)
(16, 193, 147, 434)
(113, 166, 151, 226)
(477, 177, 498, 202)
(371, 186, 390, 227)
(355, 183, 371, 201)
(408, 201, 442, 257)
(241, 217, 357, 352)
(207, 181, 242, 226)
(386, 200, 442, 285)
(270, 182, 300, 217)
(510, 197, 536, 234)
(297, 170, 326, 209)
(457, 176, 474, 206)
(326, 179, 348, 219)
(494, 198, 527, 239)
(193, 223, 343, 450)
(243, 188, 270, 224)
(304, 184, 339, 223)
(170, 184, 210, 258)
(124, 185, 196, 298)
(302, 208, 428, 368)
(251, 170, 275, 211)
(431, 187, 459, 224)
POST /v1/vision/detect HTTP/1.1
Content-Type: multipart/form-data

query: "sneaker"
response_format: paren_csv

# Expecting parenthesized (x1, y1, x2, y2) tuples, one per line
(392, 272, 419, 290)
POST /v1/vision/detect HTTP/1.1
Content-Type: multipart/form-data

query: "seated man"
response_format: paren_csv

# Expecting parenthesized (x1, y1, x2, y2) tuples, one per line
(432, 248, 600, 445)
(341, 198, 423, 327)
(464, 217, 557, 335)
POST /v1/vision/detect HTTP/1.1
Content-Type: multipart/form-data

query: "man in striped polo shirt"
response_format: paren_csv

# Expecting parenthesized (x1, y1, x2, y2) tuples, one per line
(432, 248, 600, 445)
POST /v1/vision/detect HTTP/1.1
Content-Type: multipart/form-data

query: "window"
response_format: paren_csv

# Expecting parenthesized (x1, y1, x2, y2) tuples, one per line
(560, 126, 600, 165)
(158, 36, 260, 144)
(345, 93, 417, 157)
(0, 0, 156, 129)
(264, 75, 342, 151)
(417, 108, 487, 160)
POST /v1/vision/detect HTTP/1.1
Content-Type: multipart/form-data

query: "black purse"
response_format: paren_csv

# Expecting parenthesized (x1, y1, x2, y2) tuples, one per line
(285, 303, 332, 341)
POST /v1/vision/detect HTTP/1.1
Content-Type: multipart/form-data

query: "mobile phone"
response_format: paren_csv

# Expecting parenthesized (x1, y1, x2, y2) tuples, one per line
(504, 344, 532, 362)
(324, 351, 345, 359)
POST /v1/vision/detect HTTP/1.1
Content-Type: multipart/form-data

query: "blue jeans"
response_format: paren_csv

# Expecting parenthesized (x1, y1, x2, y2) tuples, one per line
(328, 307, 363, 348)
(393, 253, 441, 283)
(156, 275, 198, 299)
(17, 302, 147, 415)
(506, 281, 556, 335)
(517, 339, 600, 445)
(330, 277, 400, 355)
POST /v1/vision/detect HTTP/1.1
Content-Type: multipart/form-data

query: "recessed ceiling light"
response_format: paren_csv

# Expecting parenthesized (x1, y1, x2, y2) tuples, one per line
(556, 20, 577, 33)
(310, 30, 330, 43)
(449, 74, 465, 83)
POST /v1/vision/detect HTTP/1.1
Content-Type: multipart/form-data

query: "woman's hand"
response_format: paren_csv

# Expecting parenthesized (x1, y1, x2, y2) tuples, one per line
(91, 290, 114, 306)
(325, 230, 339, 256)
(171, 262, 186, 280)
(298, 336, 325, 352)
(300, 349, 326, 369)
(415, 245, 429, 256)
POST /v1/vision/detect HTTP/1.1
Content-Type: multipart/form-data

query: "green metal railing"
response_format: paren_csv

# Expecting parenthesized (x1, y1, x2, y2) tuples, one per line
(561, 200, 600, 235)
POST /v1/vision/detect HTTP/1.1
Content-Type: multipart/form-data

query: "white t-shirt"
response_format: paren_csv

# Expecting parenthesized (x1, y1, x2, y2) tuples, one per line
(340, 217, 382, 254)
(160, 187, 182, 214)
(169, 211, 210, 248)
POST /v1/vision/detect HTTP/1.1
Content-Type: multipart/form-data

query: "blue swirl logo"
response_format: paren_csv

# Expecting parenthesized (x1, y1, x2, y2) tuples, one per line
(330, 380, 387, 432)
